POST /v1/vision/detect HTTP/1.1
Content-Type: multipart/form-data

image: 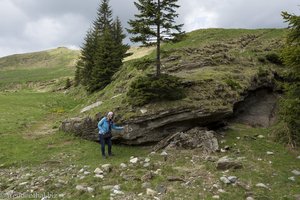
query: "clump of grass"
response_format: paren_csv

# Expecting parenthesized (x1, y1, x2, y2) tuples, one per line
(265, 53, 283, 65)
(224, 78, 242, 90)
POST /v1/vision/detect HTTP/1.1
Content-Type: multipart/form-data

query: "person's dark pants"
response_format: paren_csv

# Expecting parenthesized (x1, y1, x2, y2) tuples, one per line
(99, 134, 112, 157)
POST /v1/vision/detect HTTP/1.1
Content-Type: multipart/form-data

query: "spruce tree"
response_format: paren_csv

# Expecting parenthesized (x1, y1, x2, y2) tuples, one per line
(127, 0, 184, 76)
(75, 0, 128, 92)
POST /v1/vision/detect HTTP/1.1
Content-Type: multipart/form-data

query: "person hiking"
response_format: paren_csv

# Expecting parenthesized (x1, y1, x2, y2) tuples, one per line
(98, 111, 124, 159)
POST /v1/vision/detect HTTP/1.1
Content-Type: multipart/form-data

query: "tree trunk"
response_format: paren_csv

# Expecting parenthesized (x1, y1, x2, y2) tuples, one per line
(156, 0, 161, 77)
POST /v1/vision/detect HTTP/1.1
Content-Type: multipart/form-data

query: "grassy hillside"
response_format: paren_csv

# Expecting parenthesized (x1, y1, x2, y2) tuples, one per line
(0, 47, 79, 90)
(0, 29, 299, 199)
(77, 28, 287, 120)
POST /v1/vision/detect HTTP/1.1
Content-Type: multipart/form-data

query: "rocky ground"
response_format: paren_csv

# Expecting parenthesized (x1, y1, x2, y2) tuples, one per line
(1, 126, 299, 200)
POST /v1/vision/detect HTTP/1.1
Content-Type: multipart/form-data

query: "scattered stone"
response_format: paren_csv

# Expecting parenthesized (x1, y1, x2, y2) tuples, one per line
(120, 163, 127, 169)
(236, 181, 251, 191)
(19, 182, 28, 186)
(94, 168, 103, 174)
(228, 176, 238, 183)
(140, 109, 148, 114)
(257, 135, 265, 139)
(145, 158, 151, 163)
(76, 185, 86, 191)
(297, 156, 300, 159)
(142, 182, 151, 189)
(80, 101, 103, 113)
(150, 152, 156, 155)
(58, 194, 65, 198)
(94, 174, 104, 179)
(83, 171, 91, 175)
(154, 169, 162, 175)
(220, 177, 231, 184)
(146, 188, 157, 196)
(292, 170, 300, 176)
(160, 151, 168, 156)
(87, 187, 94, 193)
(156, 185, 167, 194)
(143, 163, 150, 168)
(236, 137, 241, 140)
(288, 176, 296, 182)
(205, 156, 219, 162)
(212, 195, 220, 199)
(141, 171, 154, 182)
(102, 185, 114, 190)
(113, 189, 124, 195)
(130, 157, 139, 164)
(79, 168, 84, 173)
(102, 164, 112, 173)
(255, 183, 270, 190)
(266, 151, 274, 155)
(216, 156, 243, 170)
(218, 189, 226, 193)
(167, 176, 185, 182)
(246, 197, 255, 200)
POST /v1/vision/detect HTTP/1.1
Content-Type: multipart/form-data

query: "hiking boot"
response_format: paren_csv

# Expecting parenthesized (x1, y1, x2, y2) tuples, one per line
(102, 155, 107, 159)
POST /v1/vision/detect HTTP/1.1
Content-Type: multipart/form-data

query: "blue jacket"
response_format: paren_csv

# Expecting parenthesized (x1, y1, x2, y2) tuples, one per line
(98, 117, 123, 135)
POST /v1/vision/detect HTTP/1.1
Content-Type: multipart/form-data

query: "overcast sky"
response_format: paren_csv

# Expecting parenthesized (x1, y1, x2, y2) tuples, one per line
(0, 0, 299, 57)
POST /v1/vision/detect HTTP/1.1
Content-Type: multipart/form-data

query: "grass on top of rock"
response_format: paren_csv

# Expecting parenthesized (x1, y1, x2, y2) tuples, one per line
(127, 74, 185, 106)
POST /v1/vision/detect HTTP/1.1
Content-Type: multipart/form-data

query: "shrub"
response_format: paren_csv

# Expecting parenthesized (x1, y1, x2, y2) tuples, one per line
(127, 74, 185, 106)
(257, 56, 266, 63)
(272, 83, 300, 147)
(65, 78, 72, 89)
(265, 53, 283, 65)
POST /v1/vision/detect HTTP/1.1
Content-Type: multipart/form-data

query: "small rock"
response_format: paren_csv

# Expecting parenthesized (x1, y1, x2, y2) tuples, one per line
(216, 156, 243, 170)
(236, 137, 240, 140)
(292, 170, 300, 176)
(156, 185, 167, 194)
(94, 168, 104, 174)
(143, 163, 150, 168)
(76, 185, 86, 191)
(297, 156, 300, 159)
(146, 188, 157, 196)
(78, 168, 84, 173)
(145, 158, 150, 163)
(141, 171, 154, 182)
(220, 177, 231, 184)
(83, 171, 91, 175)
(58, 194, 65, 198)
(138, 193, 143, 196)
(154, 169, 162, 175)
(102, 185, 114, 190)
(212, 195, 220, 199)
(288, 176, 296, 181)
(102, 164, 112, 173)
(228, 176, 238, 183)
(94, 174, 104, 179)
(113, 185, 121, 190)
(142, 182, 151, 189)
(266, 151, 274, 155)
(19, 182, 28, 186)
(150, 152, 156, 155)
(140, 109, 148, 114)
(120, 163, 127, 169)
(255, 183, 269, 190)
(130, 157, 138, 164)
(257, 135, 265, 139)
(160, 151, 168, 156)
(246, 197, 255, 200)
(113, 189, 124, 195)
(87, 187, 94, 193)
(218, 189, 226, 193)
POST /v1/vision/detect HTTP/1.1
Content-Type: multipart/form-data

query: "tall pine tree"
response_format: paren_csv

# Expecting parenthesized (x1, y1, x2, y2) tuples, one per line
(127, 0, 184, 76)
(75, 0, 128, 92)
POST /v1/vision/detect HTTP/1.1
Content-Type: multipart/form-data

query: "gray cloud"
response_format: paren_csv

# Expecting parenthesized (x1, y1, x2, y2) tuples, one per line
(0, 0, 299, 57)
